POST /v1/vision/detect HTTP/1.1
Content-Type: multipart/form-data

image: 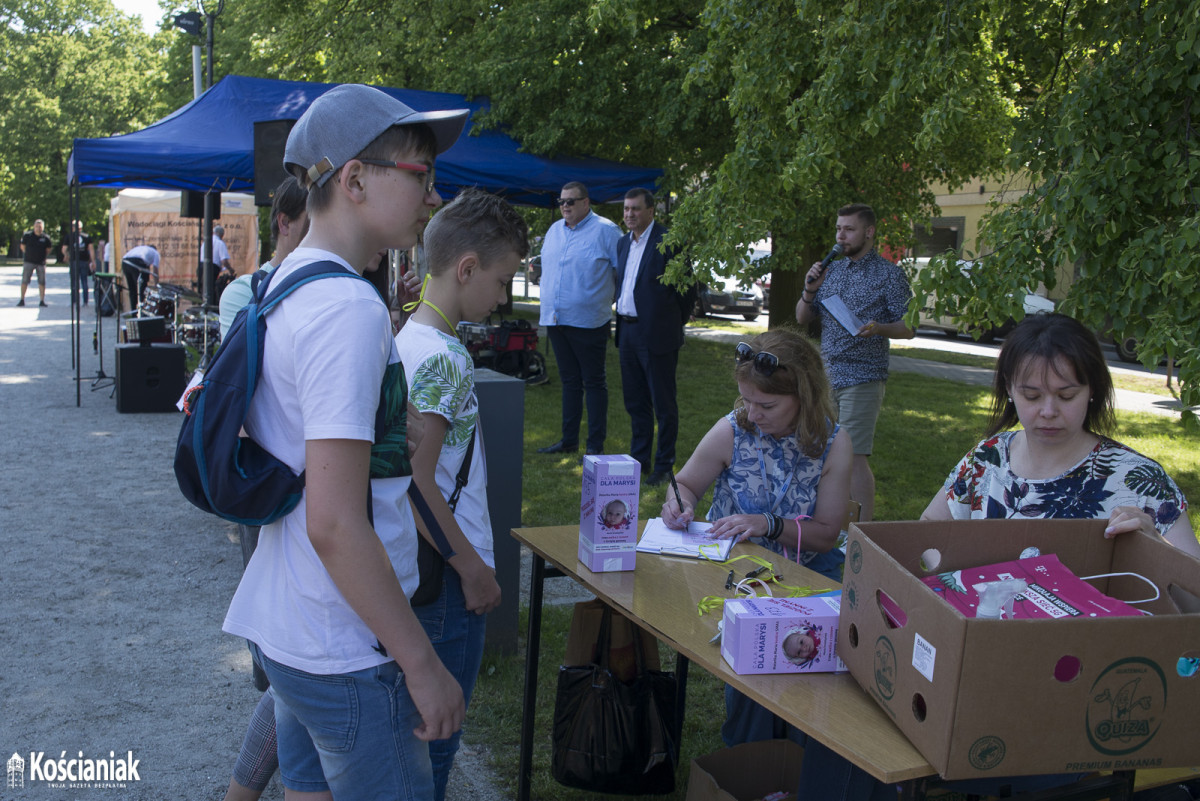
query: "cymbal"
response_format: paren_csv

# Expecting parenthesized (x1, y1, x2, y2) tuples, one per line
(161, 283, 202, 301)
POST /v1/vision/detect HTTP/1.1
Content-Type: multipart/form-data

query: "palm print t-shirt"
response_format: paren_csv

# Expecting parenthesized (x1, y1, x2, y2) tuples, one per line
(397, 320, 494, 566)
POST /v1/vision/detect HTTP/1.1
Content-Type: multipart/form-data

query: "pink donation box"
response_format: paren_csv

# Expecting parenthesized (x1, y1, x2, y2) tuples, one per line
(579, 455, 640, 572)
(721, 594, 847, 674)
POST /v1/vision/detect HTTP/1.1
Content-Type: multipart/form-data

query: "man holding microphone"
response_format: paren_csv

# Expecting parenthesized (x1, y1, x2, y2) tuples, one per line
(795, 203, 913, 521)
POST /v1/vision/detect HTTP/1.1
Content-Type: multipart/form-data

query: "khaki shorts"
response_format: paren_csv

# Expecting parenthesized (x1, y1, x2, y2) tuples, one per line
(22, 261, 46, 286)
(833, 380, 887, 456)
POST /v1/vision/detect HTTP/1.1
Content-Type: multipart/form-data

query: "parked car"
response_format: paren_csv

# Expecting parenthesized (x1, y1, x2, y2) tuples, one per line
(908, 257, 1055, 343)
(695, 274, 764, 321)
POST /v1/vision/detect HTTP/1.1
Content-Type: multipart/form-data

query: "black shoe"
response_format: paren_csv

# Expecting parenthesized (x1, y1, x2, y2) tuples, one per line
(645, 471, 670, 486)
(537, 440, 577, 454)
(38, 300, 47, 307)
(16, 299, 24, 307)
(585, 448, 603, 456)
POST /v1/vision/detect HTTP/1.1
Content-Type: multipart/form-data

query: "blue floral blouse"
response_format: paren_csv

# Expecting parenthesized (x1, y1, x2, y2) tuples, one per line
(942, 431, 1188, 535)
(708, 411, 840, 570)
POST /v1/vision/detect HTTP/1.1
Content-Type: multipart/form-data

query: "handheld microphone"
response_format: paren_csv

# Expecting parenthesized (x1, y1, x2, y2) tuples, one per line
(806, 243, 844, 284)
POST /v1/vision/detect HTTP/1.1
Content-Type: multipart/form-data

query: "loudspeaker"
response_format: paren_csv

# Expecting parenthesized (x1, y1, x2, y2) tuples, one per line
(181, 191, 222, 220)
(254, 119, 297, 207)
(116, 344, 186, 413)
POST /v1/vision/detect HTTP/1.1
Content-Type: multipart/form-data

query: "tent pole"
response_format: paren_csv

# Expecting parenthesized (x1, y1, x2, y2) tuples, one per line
(202, 195, 214, 309)
(71, 184, 82, 407)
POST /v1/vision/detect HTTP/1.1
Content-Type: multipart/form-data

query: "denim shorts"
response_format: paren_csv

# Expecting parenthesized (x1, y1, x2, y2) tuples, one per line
(251, 644, 433, 800)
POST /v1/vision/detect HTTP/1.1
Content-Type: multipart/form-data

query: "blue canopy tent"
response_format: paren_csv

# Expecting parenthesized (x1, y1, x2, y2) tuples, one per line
(66, 75, 661, 206)
(64, 75, 660, 405)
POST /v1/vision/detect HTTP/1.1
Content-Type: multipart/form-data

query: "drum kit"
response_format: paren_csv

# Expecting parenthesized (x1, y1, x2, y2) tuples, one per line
(122, 261, 221, 360)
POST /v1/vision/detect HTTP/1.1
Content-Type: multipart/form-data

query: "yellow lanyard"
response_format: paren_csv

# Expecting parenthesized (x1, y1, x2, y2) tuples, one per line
(402, 274, 456, 335)
(697, 553, 827, 616)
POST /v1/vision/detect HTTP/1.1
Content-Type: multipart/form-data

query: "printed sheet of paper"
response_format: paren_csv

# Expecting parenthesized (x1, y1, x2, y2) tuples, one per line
(636, 517, 733, 561)
(820, 294, 865, 336)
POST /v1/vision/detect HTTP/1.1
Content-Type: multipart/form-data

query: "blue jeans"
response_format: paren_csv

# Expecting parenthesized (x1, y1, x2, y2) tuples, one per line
(413, 569, 489, 801)
(547, 324, 609, 452)
(251, 644, 433, 800)
(72, 261, 91, 303)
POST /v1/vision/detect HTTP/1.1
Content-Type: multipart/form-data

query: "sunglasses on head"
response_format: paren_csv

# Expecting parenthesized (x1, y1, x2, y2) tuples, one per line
(556, 197, 581, 207)
(735, 342, 782, 376)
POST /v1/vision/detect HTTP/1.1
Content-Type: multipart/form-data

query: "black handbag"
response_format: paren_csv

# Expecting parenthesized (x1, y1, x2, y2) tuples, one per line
(551, 605, 679, 795)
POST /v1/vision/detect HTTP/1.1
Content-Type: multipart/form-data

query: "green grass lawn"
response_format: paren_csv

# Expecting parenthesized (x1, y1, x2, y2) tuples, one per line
(469, 318, 1200, 799)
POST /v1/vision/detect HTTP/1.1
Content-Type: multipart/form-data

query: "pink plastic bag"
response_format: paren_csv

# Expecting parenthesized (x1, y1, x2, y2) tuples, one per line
(923, 554, 1145, 620)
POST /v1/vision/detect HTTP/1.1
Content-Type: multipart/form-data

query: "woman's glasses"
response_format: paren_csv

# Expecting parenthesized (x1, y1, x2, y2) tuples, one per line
(735, 342, 782, 376)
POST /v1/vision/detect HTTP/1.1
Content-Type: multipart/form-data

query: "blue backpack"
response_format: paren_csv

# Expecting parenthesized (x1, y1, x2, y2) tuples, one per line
(174, 261, 371, 525)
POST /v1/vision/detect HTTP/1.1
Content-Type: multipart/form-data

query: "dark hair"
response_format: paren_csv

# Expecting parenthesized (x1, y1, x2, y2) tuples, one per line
(987, 313, 1115, 436)
(561, 181, 589, 199)
(733, 328, 836, 456)
(837, 203, 876, 227)
(269, 176, 308, 244)
(307, 123, 438, 214)
(624, 187, 654, 207)
(423, 188, 529, 275)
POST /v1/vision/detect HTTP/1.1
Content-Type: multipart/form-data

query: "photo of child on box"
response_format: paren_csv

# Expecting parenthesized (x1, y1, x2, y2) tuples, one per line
(720, 595, 846, 674)
(580, 455, 641, 571)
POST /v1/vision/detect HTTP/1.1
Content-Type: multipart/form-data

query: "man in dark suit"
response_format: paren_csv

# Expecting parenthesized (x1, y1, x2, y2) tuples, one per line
(614, 188, 696, 485)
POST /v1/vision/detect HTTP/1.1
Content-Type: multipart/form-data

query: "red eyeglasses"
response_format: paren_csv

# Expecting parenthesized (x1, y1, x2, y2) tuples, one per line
(358, 159, 436, 194)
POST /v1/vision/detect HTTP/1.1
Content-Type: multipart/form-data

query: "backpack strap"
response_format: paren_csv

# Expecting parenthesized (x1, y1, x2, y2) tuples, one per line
(255, 260, 370, 313)
(240, 260, 372, 414)
(408, 482, 457, 560)
(446, 425, 476, 513)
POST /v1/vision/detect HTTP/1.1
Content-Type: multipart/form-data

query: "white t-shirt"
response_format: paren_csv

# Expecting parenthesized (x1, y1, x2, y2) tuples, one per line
(222, 248, 418, 675)
(212, 235, 231, 266)
(123, 245, 160, 268)
(397, 321, 494, 567)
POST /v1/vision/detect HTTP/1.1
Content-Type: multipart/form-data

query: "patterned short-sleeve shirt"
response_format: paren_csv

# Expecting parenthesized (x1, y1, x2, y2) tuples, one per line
(708, 411, 839, 567)
(811, 250, 912, 389)
(942, 431, 1188, 535)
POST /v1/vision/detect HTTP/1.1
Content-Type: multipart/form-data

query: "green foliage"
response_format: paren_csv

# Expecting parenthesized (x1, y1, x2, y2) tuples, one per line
(0, 0, 167, 238)
(914, 0, 1200, 406)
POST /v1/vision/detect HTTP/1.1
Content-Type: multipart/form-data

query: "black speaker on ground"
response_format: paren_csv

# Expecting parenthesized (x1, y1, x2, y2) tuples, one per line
(181, 191, 222, 220)
(116, 344, 186, 413)
(254, 119, 297, 206)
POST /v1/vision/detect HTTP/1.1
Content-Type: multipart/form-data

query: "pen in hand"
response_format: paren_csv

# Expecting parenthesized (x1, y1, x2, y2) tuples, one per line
(669, 470, 686, 519)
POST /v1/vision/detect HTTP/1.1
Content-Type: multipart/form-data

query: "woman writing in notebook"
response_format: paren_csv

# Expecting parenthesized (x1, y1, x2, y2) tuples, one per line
(661, 328, 853, 580)
(661, 328, 851, 746)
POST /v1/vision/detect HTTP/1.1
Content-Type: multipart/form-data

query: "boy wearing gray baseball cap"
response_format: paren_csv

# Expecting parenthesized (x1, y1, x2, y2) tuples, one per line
(222, 83, 468, 800)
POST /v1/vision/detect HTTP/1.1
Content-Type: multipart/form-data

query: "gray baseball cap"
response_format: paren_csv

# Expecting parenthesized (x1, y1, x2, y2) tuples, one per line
(284, 83, 469, 187)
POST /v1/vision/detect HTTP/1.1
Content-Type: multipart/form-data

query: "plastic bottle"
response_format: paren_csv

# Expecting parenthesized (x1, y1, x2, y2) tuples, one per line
(973, 578, 1028, 620)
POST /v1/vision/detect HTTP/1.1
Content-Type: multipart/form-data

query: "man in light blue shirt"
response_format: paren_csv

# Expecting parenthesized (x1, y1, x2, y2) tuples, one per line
(536, 182, 621, 455)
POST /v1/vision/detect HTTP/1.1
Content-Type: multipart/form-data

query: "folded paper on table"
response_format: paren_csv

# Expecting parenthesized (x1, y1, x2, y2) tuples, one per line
(637, 518, 733, 561)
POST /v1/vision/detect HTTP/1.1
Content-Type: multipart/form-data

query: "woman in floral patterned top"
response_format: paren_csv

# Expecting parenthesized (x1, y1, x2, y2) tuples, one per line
(661, 329, 853, 579)
(923, 313, 1199, 556)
